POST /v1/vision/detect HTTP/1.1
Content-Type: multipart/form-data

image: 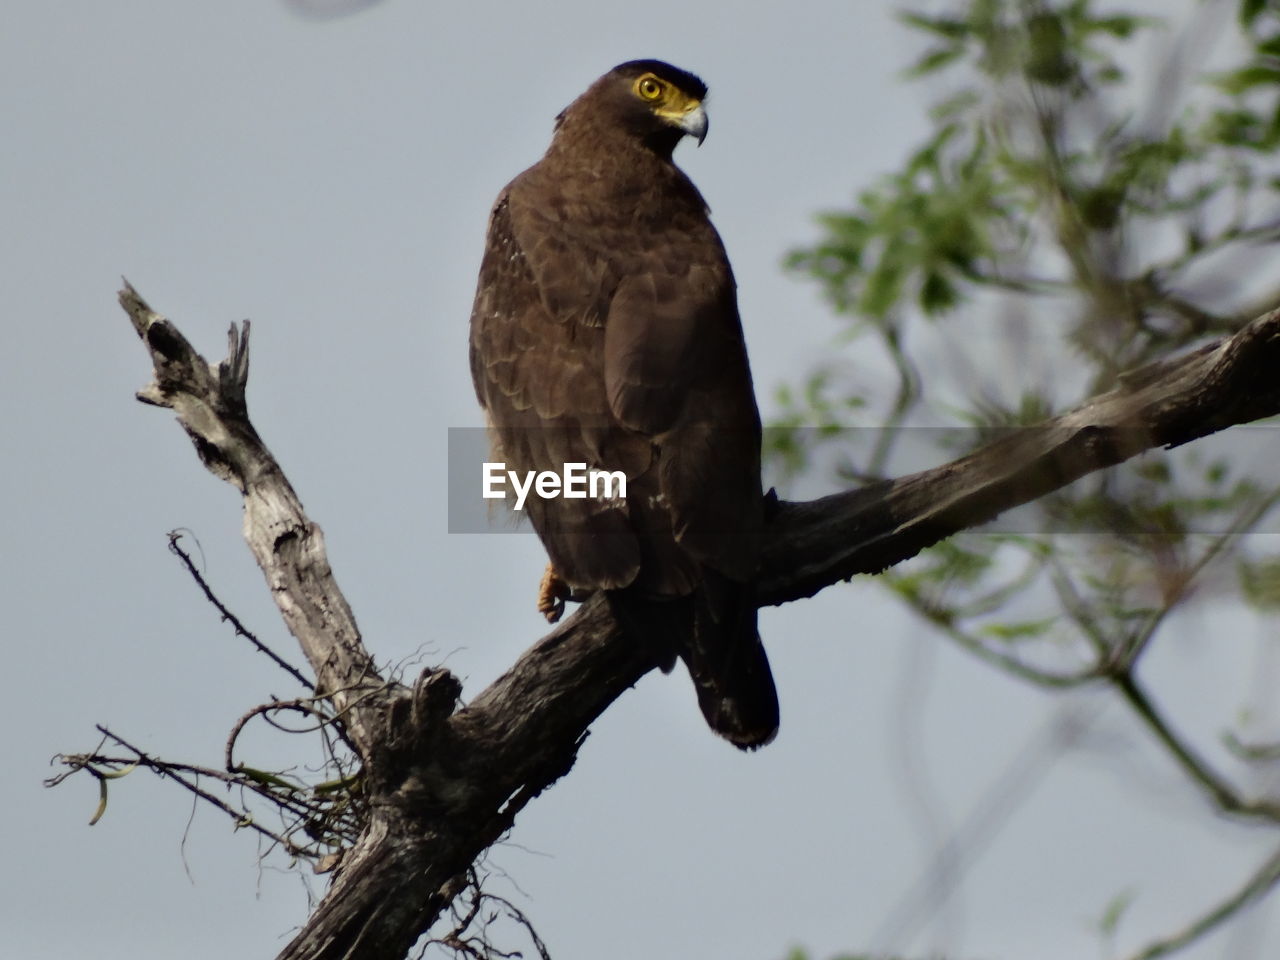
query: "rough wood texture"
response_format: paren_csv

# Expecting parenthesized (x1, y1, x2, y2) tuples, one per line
(118, 281, 1280, 960)
(123, 285, 389, 754)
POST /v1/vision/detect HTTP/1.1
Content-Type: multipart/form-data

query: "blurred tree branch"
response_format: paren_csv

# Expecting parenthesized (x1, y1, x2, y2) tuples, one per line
(774, 2, 1280, 956)
(761, 304, 1280, 603)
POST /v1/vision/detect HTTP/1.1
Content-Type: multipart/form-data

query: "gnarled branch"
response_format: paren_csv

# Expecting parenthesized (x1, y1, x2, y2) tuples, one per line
(114, 281, 1280, 959)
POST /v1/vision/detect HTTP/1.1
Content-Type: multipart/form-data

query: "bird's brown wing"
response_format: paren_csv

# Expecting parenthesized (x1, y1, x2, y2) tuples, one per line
(599, 219, 763, 585)
(596, 231, 776, 746)
(470, 182, 648, 591)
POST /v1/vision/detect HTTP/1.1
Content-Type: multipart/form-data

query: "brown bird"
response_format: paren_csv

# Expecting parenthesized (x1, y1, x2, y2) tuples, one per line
(468, 60, 778, 748)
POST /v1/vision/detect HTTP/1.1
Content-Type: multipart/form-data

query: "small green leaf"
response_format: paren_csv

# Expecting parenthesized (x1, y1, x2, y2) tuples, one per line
(907, 45, 967, 78)
(1214, 65, 1280, 95)
(899, 12, 971, 39)
(1100, 888, 1138, 937)
(982, 618, 1058, 641)
(1258, 32, 1280, 57)
(1239, 557, 1280, 611)
(1025, 13, 1075, 86)
(919, 270, 959, 313)
(1093, 16, 1142, 39)
(1096, 64, 1126, 85)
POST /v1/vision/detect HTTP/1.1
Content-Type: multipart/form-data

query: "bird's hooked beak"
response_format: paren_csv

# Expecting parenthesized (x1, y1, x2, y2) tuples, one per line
(678, 102, 708, 146)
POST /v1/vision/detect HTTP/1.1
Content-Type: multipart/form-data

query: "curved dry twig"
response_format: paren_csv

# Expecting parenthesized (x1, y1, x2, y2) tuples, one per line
(1121, 842, 1280, 960)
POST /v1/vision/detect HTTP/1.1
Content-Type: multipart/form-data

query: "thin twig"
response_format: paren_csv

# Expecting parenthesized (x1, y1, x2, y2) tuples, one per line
(94, 725, 311, 854)
(1224, 733, 1280, 763)
(226, 698, 334, 773)
(1121, 842, 1280, 960)
(168, 531, 314, 691)
(1116, 489, 1280, 671)
(909, 600, 1103, 688)
(422, 867, 553, 960)
(1112, 675, 1280, 821)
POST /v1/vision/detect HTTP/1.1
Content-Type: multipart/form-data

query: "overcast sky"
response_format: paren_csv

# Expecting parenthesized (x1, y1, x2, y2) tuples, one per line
(4, 1, 1277, 958)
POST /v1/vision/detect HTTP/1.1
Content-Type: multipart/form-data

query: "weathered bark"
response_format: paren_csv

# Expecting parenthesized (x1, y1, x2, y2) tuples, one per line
(119, 281, 1280, 960)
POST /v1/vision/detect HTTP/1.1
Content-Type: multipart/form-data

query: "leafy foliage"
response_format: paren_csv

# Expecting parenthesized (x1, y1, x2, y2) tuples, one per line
(771, 1, 1280, 954)
(774, 0, 1280, 678)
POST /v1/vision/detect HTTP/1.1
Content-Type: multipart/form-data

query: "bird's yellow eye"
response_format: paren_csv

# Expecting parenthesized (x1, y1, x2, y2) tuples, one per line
(637, 76, 663, 100)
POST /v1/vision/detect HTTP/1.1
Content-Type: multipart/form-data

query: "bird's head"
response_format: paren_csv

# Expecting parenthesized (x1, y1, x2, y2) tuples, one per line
(554, 59, 709, 156)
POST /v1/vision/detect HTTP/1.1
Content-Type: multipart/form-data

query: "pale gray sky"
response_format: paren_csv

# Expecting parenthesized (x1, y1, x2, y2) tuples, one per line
(3, 1, 1275, 958)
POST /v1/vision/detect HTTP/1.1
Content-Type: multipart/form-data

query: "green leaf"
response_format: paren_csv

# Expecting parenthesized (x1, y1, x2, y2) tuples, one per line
(860, 257, 906, 319)
(1093, 16, 1142, 39)
(930, 89, 981, 121)
(982, 618, 1058, 641)
(1238, 557, 1280, 611)
(1133, 458, 1172, 484)
(899, 11, 971, 39)
(907, 44, 967, 78)
(1096, 64, 1126, 85)
(1204, 459, 1229, 486)
(1100, 888, 1138, 936)
(1025, 12, 1076, 86)
(919, 270, 959, 314)
(1209, 107, 1264, 147)
(1213, 65, 1280, 95)
(1258, 32, 1280, 58)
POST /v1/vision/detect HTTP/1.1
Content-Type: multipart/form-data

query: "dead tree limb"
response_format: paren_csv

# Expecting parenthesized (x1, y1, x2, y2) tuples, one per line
(115, 281, 1280, 960)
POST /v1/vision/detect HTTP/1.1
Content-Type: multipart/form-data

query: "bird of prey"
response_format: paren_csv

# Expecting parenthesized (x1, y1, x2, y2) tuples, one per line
(468, 60, 778, 749)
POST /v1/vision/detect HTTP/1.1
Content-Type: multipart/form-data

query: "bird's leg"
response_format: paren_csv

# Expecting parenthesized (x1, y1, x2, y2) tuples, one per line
(536, 563, 571, 623)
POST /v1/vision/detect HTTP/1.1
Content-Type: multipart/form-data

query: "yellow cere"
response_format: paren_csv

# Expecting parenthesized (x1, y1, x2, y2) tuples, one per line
(633, 72, 702, 122)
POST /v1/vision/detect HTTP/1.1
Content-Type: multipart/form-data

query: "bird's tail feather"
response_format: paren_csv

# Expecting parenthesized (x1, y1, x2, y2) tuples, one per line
(686, 576, 779, 750)
(608, 578, 779, 749)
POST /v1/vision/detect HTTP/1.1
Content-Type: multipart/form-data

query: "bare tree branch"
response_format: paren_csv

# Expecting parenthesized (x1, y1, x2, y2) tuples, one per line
(122, 281, 388, 755)
(1113, 673, 1280, 821)
(108, 282, 1280, 959)
(759, 307, 1280, 603)
(1120, 841, 1280, 960)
